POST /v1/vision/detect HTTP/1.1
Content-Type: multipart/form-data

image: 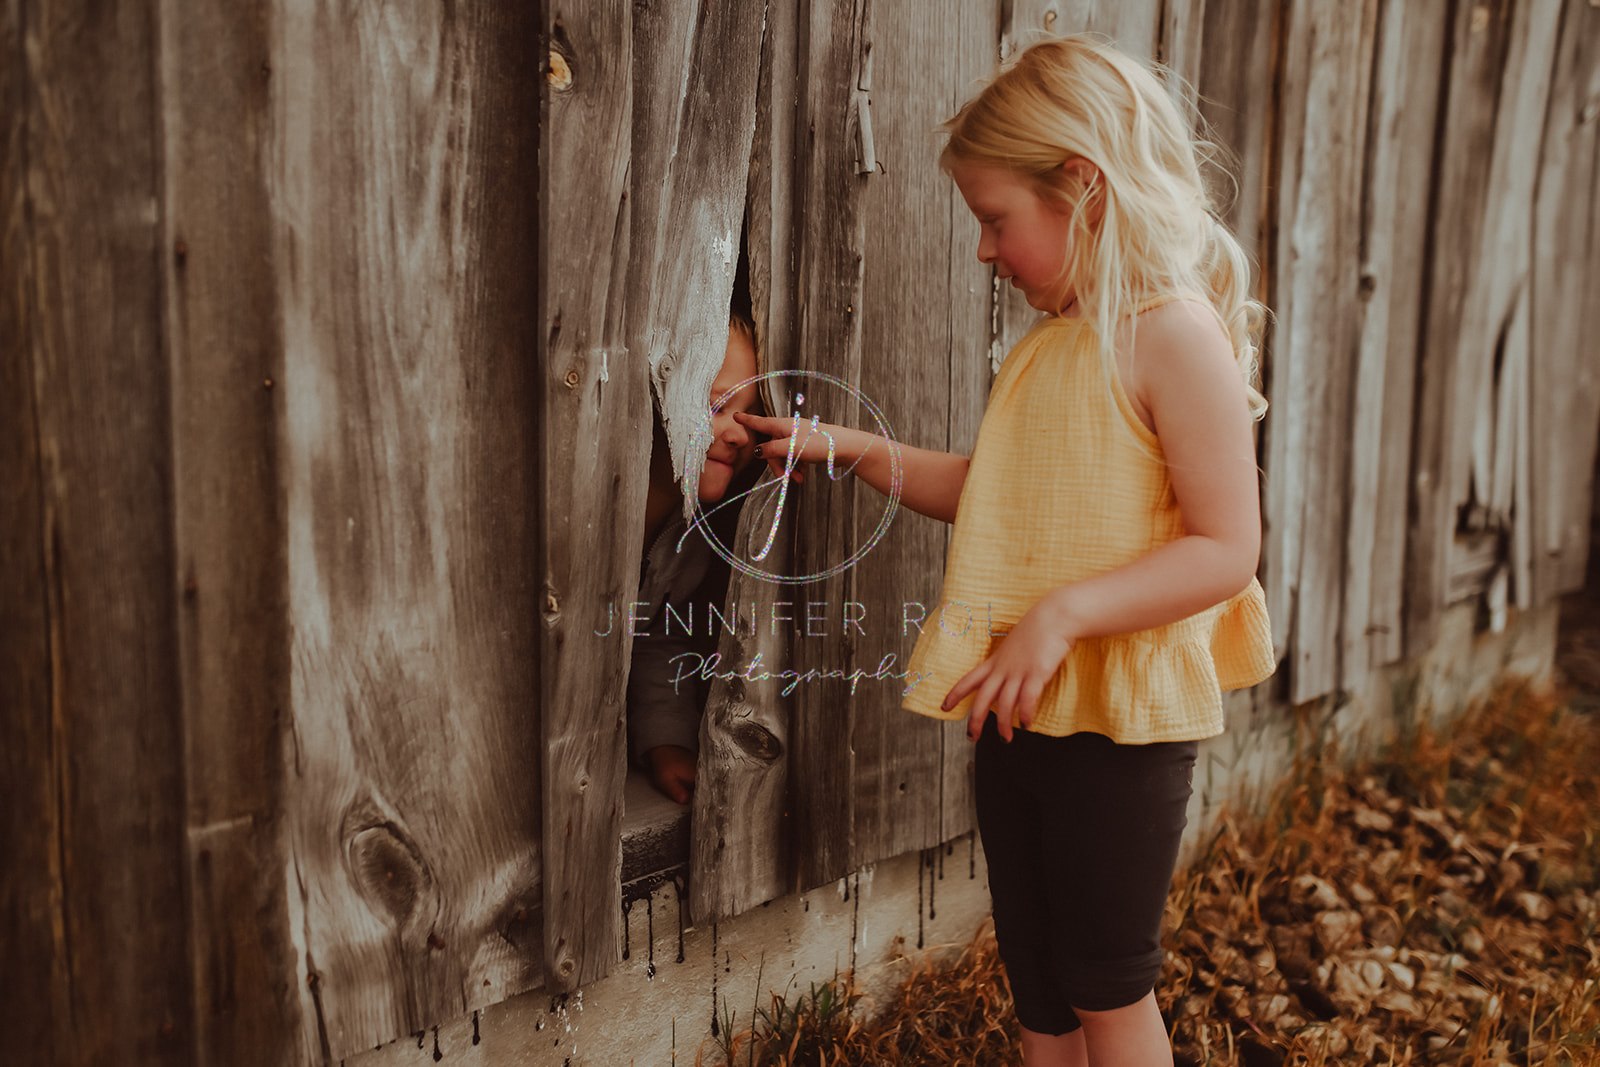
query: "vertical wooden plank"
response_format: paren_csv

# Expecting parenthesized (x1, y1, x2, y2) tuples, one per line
(1, 4, 65, 1063)
(1266, 0, 1378, 704)
(539, 0, 633, 996)
(1444, 0, 1561, 604)
(1531, 0, 1600, 602)
(692, 0, 798, 924)
(2, 3, 197, 1064)
(1195, 0, 1279, 302)
(630, 3, 766, 468)
(276, 6, 546, 1054)
(1406, 0, 1518, 656)
(1193, 0, 1282, 676)
(158, 1, 303, 1062)
(619, 0, 766, 925)
(1502, 291, 1535, 611)
(852, 0, 990, 869)
(789, 0, 871, 891)
(1343, 0, 1449, 677)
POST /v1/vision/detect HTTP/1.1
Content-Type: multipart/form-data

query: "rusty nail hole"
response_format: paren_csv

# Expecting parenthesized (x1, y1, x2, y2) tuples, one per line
(427, 931, 447, 951)
(263, 376, 275, 389)
(564, 369, 580, 388)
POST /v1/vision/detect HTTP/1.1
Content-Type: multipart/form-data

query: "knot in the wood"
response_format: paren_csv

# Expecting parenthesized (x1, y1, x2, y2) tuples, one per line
(728, 719, 782, 762)
(343, 802, 436, 930)
(548, 50, 573, 93)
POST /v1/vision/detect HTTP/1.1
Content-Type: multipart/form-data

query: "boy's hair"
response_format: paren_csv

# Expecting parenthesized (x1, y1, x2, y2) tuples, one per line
(727, 309, 765, 413)
(940, 35, 1267, 423)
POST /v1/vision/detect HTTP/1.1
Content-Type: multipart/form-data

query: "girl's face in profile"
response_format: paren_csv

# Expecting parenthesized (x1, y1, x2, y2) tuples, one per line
(950, 161, 1079, 315)
(698, 326, 762, 503)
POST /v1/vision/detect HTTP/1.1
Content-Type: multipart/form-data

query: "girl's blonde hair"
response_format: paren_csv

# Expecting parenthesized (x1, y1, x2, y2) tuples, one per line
(941, 35, 1268, 425)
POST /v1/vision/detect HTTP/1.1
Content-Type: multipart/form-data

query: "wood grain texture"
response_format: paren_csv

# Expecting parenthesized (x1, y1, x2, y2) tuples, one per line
(1343, 0, 1449, 678)
(3, 3, 196, 1063)
(544, 0, 643, 1004)
(276, 5, 545, 1054)
(1049, 0, 1161, 61)
(1406, 0, 1518, 657)
(618, 0, 767, 926)
(691, 0, 799, 924)
(1194, 0, 1282, 677)
(1, 2, 71, 1062)
(787, 0, 873, 891)
(632, 1, 766, 492)
(1446, 0, 1561, 613)
(1195, 0, 1280, 298)
(1531, 0, 1600, 603)
(1264, 0, 1378, 704)
(539, 0, 634, 998)
(159, 0, 302, 1062)
(853, 0, 990, 870)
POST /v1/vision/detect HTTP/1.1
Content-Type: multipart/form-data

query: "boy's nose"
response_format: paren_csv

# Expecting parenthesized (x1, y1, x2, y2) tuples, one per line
(718, 414, 749, 446)
(975, 237, 996, 264)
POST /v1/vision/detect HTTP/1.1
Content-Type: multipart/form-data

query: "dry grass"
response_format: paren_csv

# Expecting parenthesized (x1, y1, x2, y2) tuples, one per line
(697, 679, 1600, 1066)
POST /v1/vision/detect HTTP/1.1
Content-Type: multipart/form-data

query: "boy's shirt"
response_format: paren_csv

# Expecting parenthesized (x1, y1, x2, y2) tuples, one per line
(626, 466, 756, 770)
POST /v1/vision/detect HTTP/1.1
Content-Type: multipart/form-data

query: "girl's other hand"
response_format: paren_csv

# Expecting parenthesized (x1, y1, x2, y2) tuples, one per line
(941, 591, 1078, 742)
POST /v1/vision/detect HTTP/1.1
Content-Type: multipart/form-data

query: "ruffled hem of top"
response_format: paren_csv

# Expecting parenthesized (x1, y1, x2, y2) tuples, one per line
(900, 582, 1276, 743)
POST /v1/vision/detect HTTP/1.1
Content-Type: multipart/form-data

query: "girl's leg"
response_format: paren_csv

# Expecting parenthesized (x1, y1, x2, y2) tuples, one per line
(973, 718, 1083, 1044)
(1020, 1024, 1089, 1067)
(1040, 734, 1195, 1066)
(1073, 990, 1172, 1067)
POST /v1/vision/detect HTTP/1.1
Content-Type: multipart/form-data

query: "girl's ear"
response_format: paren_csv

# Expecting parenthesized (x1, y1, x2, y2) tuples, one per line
(1058, 157, 1104, 225)
(1059, 157, 1100, 195)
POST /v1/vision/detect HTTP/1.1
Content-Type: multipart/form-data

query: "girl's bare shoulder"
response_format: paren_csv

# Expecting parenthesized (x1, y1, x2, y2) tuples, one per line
(1127, 298, 1234, 395)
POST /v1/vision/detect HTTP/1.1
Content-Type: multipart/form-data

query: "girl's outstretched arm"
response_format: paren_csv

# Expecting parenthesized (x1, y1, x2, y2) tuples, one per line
(734, 410, 970, 524)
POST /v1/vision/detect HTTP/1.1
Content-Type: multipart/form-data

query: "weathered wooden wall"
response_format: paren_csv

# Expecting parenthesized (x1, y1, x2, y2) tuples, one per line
(5, 0, 1600, 1065)
(5, 3, 544, 1064)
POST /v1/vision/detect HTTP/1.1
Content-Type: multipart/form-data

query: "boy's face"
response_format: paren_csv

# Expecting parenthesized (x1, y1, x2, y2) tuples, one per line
(698, 326, 761, 503)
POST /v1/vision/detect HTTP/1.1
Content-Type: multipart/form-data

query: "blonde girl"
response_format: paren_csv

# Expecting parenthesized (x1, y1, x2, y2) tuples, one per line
(736, 33, 1274, 1067)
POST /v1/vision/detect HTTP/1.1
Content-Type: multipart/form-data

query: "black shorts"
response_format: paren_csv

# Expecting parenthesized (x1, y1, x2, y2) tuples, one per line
(973, 714, 1198, 1035)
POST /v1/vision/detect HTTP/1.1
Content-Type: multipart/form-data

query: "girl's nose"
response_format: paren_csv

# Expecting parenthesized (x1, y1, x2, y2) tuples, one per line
(975, 234, 996, 264)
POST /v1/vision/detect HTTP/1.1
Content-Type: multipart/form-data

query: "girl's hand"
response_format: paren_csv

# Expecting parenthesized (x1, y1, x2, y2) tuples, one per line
(941, 591, 1078, 742)
(734, 410, 859, 485)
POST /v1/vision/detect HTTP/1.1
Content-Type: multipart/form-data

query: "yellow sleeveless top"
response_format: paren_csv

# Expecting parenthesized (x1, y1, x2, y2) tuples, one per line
(900, 294, 1276, 744)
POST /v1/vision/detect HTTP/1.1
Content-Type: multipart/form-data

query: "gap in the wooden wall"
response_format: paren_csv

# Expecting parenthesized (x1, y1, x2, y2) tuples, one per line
(620, 220, 763, 898)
